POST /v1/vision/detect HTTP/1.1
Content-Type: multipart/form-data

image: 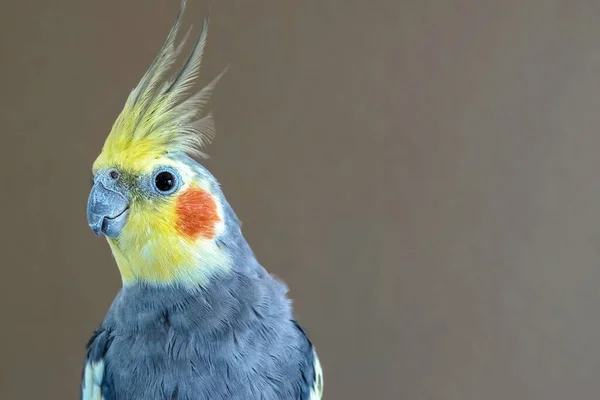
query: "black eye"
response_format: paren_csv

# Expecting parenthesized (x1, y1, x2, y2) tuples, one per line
(155, 171, 175, 192)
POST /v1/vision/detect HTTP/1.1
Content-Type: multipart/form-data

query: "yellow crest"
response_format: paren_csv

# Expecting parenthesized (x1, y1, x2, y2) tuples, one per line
(94, 0, 226, 173)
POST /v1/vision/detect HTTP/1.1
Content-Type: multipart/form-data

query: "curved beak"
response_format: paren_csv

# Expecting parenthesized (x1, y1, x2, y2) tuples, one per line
(87, 181, 130, 238)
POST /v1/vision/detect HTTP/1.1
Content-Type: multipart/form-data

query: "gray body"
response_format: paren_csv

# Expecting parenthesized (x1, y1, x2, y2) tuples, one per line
(82, 159, 320, 400)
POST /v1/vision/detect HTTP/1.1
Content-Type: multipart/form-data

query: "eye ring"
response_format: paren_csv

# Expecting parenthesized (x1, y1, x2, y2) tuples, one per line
(150, 166, 181, 196)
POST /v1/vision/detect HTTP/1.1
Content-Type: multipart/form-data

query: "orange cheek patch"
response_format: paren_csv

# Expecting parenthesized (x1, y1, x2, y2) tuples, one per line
(175, 187, 221, 239)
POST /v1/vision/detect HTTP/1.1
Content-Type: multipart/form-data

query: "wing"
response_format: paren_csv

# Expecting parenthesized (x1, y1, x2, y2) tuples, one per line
(310, 348, 324, 400)
(81, 327, 115, 400)
(293, 320, 324, 400)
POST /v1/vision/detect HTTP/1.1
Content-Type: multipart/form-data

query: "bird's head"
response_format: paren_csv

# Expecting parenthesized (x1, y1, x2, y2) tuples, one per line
(87, 1, 232, 287)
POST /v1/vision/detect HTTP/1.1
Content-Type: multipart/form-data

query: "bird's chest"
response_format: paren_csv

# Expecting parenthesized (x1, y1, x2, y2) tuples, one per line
(104, 329, 257, 400)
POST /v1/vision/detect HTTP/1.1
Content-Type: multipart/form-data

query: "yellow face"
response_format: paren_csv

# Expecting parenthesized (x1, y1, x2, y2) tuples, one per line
(86, 0, 228, 286)
(89, 151, 231, 287)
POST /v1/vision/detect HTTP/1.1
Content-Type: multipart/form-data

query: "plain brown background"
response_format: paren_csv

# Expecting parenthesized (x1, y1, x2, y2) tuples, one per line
(2, 0, 600, 399)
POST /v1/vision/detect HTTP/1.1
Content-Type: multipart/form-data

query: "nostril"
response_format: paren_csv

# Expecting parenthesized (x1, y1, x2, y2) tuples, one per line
(109, 169, 120, 180)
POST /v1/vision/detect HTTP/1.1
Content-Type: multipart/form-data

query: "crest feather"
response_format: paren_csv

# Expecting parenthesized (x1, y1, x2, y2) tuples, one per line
(97, 0, 225, 168)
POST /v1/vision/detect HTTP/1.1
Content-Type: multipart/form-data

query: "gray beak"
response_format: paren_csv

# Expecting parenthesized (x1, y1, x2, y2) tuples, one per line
(87, 179, 130, 238)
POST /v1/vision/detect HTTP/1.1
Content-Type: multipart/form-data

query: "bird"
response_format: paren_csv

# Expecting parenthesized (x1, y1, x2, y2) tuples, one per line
(81, 1, 323, 399)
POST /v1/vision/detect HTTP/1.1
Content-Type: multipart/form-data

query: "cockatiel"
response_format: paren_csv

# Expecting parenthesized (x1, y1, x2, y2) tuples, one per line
(81, 2, 323, 399)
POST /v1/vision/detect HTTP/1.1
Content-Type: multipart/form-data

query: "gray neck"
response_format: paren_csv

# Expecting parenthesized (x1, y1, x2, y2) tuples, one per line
(105, 205, 292, 345)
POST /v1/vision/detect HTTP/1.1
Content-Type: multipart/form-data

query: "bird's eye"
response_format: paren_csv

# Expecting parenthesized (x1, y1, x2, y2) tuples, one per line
(155, 171, 176, 192)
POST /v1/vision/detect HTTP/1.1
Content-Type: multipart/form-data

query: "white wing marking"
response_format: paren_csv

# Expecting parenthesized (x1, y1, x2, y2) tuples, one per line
(82, 359, 105, 400)
(310, 348, 324, 400)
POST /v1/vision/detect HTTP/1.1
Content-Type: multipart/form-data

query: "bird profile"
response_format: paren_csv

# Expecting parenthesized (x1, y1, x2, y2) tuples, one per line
(83, 2, 323, 399)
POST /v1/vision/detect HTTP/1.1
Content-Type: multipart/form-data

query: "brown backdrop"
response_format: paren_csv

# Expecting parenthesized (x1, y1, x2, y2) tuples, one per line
(2, 0, 600, 399)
